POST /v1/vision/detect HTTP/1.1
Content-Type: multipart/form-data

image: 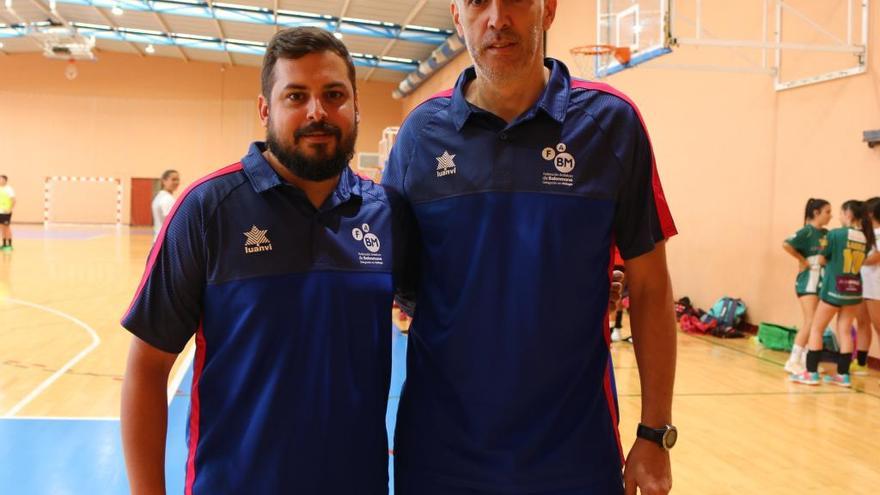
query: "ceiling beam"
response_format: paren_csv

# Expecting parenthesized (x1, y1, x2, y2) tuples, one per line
(364, 0, 427, 81)
(10, 0, 72, 50)
(1, 5, 44, 53)
(150, 10, 188, 61)
(46, 0, 451, 45)
(334, 0, 351, 33)
(205, 0, 233, 66)
(90, 5, 144, 56)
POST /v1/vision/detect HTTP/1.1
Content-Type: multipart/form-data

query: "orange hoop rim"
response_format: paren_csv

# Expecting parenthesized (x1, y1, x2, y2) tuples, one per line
(570, 44, 632, 65)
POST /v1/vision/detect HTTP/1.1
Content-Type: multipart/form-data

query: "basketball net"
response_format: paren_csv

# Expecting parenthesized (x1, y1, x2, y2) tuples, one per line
(570, 45, 632, 80)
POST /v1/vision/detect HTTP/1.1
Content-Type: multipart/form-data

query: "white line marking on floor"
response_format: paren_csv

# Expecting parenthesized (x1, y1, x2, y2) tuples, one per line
(2, 297, 101, 418)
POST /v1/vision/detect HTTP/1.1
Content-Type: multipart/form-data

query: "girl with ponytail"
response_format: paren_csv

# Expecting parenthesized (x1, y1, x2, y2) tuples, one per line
(791, 200, 873, 387)
(852, 197, 880, 375)
(782, 198, 831, 373)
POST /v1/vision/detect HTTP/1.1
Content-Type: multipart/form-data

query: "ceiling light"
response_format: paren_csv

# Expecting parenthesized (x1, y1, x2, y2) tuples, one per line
(111, 3, 123, 16)
(145, 43, 155, 54)
(333, 32, 343, 40)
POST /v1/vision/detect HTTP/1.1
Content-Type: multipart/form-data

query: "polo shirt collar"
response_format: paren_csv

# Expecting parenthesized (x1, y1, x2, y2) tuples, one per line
(241, 141, 361, 208)
(449, 58, 572, 131)
(242, 142, 283, 193)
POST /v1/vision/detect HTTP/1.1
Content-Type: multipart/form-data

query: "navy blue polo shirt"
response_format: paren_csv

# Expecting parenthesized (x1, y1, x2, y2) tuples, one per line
(383, 59, 676, 493)
(122, 142, 412, 495)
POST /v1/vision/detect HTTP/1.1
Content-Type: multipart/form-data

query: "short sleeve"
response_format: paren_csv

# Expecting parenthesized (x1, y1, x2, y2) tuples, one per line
(821, 231, 834, 259)
(613, 108, 677, 260)
(8, 187, 15, 198)
(785, 227, 809, 253)
(121, 192, 206, 353)
(160, 194, 175, 217)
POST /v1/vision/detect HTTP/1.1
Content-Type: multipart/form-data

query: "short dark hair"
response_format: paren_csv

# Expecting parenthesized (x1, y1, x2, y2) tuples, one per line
(0, 175, 6, 181)
(161, 169, 178, 180)
(261, 27, 357, 101)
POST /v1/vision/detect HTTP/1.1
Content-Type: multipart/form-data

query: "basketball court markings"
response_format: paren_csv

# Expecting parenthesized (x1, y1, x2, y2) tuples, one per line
(2, 297, 101, 417)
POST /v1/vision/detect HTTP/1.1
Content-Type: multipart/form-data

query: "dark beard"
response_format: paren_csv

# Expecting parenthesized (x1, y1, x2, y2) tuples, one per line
(266, 120, 357, 182)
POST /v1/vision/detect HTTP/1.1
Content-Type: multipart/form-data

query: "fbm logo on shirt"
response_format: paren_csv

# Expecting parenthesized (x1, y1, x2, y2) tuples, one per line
(541, 142, 576, 186)
(243, 225, 273, 254)
(352, 223, 383, 265)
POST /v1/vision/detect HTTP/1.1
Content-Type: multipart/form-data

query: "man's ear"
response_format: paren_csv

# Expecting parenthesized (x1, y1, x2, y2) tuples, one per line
(450, 0, 465, 39)
(543, 0, 558, 32)
(257, 94, 270, 127)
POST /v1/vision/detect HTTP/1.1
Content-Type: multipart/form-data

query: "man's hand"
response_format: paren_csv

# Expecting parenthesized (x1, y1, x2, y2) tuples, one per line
(609, 270, 625, 312)
(624, 438, 672, 495)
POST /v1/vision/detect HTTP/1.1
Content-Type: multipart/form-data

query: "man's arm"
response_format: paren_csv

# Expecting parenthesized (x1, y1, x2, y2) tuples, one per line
(622, 241, 676, 495)
(121, 336, 178, 495)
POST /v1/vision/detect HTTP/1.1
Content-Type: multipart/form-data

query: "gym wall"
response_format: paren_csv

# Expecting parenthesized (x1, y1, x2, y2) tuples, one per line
(0, 51, 402, 224)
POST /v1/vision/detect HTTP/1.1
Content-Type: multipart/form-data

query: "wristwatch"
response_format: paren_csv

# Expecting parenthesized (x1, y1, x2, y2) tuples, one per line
(636, 423, 678, 450)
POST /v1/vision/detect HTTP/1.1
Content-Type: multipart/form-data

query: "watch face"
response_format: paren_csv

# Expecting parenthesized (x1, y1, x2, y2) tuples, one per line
(662, 427, 678, 449)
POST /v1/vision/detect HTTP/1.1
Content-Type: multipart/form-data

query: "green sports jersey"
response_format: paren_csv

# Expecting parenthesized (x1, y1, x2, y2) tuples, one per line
(786, 225, 827, 295)
(820, 227, 868, 306)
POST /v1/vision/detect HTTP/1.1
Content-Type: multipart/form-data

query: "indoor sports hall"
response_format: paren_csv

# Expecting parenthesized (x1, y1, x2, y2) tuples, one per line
(1, 0, 879, 493)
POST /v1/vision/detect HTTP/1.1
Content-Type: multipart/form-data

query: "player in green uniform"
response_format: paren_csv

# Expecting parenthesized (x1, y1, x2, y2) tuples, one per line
(791, 200, 876, 387)
(782, 198, 831, 373)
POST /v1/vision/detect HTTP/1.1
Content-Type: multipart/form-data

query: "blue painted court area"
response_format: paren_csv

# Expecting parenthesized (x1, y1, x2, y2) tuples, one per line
(0, 326, 407, 494)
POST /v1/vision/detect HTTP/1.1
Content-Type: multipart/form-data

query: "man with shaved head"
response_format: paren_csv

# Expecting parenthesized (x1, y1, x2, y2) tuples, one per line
(383, 1, 678, 494)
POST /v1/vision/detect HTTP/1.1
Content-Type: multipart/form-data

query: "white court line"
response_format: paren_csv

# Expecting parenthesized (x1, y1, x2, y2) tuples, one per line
(2, 297, 101, 418)
(167, 345, 196, 406)
(1, 341, 195, 419)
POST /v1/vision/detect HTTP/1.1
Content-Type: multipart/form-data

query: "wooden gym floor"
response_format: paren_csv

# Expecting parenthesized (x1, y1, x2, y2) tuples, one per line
(1, 225, 878, 494)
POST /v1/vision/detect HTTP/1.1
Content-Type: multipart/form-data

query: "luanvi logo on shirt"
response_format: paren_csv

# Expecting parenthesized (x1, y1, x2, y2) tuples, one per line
(436, 151, 457, 177)
(541, 142, 575, 186)
(351, 223, 383, 265)
(243, 225, 273, 254)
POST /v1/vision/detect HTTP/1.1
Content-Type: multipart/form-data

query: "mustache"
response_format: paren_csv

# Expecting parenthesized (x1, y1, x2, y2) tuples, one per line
(294, 122, 342, 142)
(480, 32, 520, 50)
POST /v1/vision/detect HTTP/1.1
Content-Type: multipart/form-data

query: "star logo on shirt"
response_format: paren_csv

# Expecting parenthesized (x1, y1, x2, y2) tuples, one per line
(436, 151, 457, 177)
(243, 225, 273, 254)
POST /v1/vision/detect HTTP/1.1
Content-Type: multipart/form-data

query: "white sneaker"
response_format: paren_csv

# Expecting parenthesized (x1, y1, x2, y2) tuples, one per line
(784, 358, 805, 374)
(611, 328, 622, 342)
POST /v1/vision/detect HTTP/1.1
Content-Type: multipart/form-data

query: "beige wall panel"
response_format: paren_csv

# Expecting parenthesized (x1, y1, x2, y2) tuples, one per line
(0, 51, 402, 224)
(549, 0, 880, 356)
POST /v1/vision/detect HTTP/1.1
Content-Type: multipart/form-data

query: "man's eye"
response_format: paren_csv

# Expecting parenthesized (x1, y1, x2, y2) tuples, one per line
(326, 91, 344, 100)
(288, 93, 306, 102)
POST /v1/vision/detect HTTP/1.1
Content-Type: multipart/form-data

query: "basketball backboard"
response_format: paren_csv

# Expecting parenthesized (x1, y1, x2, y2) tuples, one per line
(585, 0, 869, 92)
(594, 0, 673, 77)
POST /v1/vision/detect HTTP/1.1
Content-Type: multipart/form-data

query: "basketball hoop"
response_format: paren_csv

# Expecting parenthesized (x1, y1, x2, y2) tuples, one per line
(570, 44, 632, 80)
